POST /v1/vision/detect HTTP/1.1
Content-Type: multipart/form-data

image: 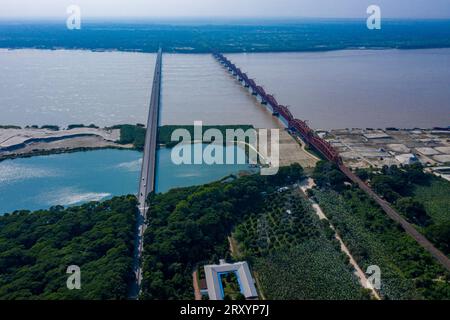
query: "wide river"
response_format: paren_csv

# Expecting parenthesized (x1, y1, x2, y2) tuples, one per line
(1, 48, 448, 129)
(1, 48, 449, 212)
(229, 49, 450, 129)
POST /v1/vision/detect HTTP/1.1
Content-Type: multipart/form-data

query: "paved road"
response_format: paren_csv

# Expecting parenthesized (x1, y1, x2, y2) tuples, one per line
(129, 48, 163, 299)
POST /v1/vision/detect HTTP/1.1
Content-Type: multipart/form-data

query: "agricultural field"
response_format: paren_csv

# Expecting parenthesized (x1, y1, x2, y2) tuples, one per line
(356, 164, 450, 257)
(312, 187, 450, 300)
(413, 177, 450, 226)
(412, 177, 450, 257)
(233, 190, 368, 300)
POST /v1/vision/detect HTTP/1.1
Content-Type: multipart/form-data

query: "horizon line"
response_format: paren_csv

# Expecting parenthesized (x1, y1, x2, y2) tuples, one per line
(1, 16, 450, 22)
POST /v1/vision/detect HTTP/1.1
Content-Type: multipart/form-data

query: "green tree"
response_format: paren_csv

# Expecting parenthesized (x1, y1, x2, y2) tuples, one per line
(396, 197, 432, 227)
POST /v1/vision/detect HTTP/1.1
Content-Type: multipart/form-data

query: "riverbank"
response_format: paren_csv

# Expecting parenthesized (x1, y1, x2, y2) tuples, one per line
(0, 124, 261, 162)
(0, 126, 133, 162)
(0, 123, 321, 168)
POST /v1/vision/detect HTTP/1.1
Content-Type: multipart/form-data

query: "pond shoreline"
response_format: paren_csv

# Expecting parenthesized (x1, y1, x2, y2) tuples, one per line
(0, 145, 135, 163)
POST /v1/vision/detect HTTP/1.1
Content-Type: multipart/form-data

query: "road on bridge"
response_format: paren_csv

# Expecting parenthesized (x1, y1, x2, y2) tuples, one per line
(129, 48, 162, 299)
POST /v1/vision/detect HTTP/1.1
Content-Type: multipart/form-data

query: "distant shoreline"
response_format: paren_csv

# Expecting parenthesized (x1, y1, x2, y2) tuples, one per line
(0, 126, 134, 162)
(2, 46, 450, 55)
(0, 145, 134, 163)
(1, 19, 449, 54)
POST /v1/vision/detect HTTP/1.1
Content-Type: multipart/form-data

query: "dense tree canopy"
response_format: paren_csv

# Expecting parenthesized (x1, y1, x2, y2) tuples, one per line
(396, 197, 432, 227)
(312, 161, 347, 190)
(140, 164, 304, 300)
(355, 163, 450, 256)
(112, 124, 146, 150)
(427, 222, 450, 255)
(311, 162, 450, 299)
(0, 196, 137, 300)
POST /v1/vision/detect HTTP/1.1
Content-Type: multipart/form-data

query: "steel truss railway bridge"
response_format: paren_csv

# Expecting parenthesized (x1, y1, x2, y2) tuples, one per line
(130, 51, 450, 299)
(213, 52, 450, 273)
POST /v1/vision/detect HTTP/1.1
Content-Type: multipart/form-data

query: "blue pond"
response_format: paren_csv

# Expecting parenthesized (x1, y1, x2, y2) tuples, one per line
(0, 146, 255, 214)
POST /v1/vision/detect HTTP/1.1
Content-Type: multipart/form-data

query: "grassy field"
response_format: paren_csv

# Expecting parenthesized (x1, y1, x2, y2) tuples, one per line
(412, 177, 450, 225)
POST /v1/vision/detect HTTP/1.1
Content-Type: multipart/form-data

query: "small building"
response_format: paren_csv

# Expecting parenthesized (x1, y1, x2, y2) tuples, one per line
(395, 153, 419, 165)
(387, 144, 410, 153)
(430, 167, 450, 182)
(204, 260, 258, 300)
(363, 132, 391, 140)
(415, 147, 440, 156)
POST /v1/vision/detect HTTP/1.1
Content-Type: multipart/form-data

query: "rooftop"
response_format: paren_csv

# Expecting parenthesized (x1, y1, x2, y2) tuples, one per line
(204, 260, 258, 300)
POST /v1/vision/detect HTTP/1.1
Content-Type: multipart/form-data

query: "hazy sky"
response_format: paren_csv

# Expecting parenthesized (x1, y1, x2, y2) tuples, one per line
(1, 0, 450, 19)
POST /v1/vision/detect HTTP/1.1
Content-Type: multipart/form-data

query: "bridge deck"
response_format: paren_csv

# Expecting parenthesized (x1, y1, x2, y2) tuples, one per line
(129, 48, 163, 299)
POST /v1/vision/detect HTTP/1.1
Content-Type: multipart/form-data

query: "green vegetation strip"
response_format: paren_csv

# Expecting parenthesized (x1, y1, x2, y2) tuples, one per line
(158, 125, 254, 148)
(112, 124, 255, 151)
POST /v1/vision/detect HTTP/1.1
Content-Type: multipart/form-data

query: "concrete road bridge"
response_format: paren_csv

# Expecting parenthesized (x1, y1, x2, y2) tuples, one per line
(129, 48, 163, 299)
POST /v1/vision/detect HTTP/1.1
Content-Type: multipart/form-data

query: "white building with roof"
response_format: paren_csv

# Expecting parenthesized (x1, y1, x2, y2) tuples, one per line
(204, 260, 258, 300)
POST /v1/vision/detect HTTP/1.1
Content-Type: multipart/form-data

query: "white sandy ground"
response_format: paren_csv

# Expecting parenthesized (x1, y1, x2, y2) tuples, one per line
(0, 127, 120, 149)
(261, 129, 319, 168)
(299, 178, 381, 300)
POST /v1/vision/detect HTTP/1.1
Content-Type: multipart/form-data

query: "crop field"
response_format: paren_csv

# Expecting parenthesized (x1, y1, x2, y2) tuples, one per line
(312, 187, 450, 300)
(357, 164, 450, 258)
(233, 190, 367, 300)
